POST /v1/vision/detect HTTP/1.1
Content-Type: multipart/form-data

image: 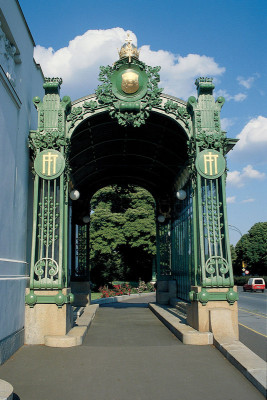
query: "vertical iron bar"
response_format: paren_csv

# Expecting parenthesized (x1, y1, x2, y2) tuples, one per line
(30, 174, 40, 289)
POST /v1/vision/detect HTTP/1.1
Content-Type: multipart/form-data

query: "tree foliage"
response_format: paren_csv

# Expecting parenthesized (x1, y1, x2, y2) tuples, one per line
(89, 185, 156, 286)
(234, 222, 267, 276)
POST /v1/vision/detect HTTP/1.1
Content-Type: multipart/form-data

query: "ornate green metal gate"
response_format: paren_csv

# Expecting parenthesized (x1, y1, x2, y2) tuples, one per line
(26, 39, 238, 310)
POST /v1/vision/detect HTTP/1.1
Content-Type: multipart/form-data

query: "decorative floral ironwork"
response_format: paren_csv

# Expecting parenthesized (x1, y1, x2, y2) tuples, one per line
(29, 129, 69, 153)
(196, 132, 228, 154)
(163, 100, 190, 128)
(95, 59, 162, 127)
(38, 196, 59, 246)
(34, 258, 59, 280)
(67, 101, 99, 130)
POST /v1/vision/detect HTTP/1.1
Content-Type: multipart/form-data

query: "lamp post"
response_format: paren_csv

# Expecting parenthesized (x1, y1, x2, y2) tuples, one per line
(228, 225, 246, 275)
(229, 224, 243, 238)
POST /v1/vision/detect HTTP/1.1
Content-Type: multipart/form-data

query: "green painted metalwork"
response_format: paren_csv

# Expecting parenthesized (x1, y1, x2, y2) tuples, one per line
(189, 288, 238, 306)
(172, 183, 194, 301)
(71, 224, 90, 281)
(156, 220, 172, 279)
(26, 78, 73, 307)
(25, 289, 74, 308)
(186, 77, 236, 295)
(27, 41, 238, 308)
(95, 39, 162, 127)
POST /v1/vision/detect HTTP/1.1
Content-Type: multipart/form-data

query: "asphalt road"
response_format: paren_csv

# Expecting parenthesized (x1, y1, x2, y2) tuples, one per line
(0, 295, 264, 400)
(237, 286, 267, 361)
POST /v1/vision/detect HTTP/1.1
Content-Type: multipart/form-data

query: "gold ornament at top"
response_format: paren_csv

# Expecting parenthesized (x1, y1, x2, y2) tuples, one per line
(121, 71, 139, 94)
(119, 33, 140, 62)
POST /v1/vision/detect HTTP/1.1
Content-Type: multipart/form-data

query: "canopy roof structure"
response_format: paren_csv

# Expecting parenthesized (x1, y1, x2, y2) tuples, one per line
(69, 103, 188, 202)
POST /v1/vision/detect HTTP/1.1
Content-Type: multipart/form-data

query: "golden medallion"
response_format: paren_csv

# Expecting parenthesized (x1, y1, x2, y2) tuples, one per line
(121, 71, 139, 94)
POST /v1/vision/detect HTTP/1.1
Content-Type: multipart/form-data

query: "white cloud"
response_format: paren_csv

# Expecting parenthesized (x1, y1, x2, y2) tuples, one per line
(221, 117, 235, 131)
(140, 47, 225, 99)
(232, 93, 247, 102)
(34, 28, 225, 101)
(227, 196, 236, 204)
(235, 116, 267, 149)
(232, 116, 267, 164)
(227, 164, 265, 187)
(237, 74, 259, 89)
(216, 89, 247, 102)
(34, 28, 130, 99)
(241, 198, 255, 203)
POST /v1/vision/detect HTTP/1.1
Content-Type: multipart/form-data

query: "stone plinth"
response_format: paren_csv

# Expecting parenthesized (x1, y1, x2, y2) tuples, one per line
(25, 288, 73, 344)
(156, 280, 177, 305)
(70, 281, 91, 306)
(187, 286, 239, 340)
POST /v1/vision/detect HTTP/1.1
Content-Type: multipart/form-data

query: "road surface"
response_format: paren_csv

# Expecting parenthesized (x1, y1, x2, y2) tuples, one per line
(237, 286, 267, 361)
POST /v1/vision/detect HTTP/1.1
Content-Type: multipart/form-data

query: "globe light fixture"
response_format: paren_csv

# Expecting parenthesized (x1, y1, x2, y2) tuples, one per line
(176, 189, 186, 201)
(157, 215, 165, 223)
(70, 189, 80, 200)
(82, 215, 90, 224)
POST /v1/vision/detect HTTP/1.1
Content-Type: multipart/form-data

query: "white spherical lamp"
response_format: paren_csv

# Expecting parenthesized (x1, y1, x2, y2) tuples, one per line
(176, 190, 187, 201)
(82, 215, 90, 224)
(70, 190, 80, 201)
(157, 215, 165, 223)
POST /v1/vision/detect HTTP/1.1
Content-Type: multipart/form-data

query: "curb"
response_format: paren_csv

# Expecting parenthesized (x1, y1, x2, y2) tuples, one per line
(44, 304, 99, 347)
(149, 303, 213, 345)
(214, 337, 267, 397)
(91, 292, 155, 305)
(0, 379, 13, 400)
(149, 302, 267, 396)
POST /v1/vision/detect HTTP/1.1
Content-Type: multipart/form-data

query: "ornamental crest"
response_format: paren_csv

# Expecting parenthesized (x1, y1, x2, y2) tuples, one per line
(121, 71, 139, 94)
(195, 149, 226, 179)
(34, 149, 65, 180)
(95, 36, 162, 127)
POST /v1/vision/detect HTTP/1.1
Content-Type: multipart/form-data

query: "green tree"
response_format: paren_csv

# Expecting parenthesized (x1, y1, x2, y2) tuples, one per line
(89, 185, 156, 286)
(234, 222, 267, 276)
(230, 244, 238, 274)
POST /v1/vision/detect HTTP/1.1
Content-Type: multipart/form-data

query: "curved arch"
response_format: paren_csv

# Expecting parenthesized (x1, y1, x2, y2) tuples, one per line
(69, 98, 190, 202)
(66, 92, 192, 140)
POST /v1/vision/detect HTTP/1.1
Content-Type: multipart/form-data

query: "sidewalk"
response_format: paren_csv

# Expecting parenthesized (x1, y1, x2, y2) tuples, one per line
(0, 295, 264, 400)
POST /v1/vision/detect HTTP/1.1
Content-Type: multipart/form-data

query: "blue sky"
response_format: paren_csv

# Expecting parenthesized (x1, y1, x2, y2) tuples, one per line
(20, 0, 267, 244)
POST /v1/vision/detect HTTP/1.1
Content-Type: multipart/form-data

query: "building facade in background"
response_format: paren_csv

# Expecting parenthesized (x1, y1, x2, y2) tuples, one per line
(0, 0, 44, 363)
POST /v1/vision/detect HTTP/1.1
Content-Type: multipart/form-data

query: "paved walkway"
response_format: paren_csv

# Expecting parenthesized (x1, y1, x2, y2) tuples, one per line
(0, 295, 264, 399)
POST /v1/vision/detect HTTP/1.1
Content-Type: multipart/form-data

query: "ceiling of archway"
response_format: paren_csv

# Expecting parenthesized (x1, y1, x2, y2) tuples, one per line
(69, 110, 188, 203)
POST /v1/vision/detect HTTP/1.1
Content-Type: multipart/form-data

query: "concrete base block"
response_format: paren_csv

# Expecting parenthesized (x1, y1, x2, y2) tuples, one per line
(156, 291, 169, 305)
(149, 303, 213, 345)
(70, 281, 91, 306)
(0, 328, 24, 365)
(156, 281, 168, 292)
(156, 280, 177, 305)
(44, 335, 77, 347)
(187, 286, 239, 340)
(0, 379, 13, 400)
(168, 280, 177, 298)
(44, 304, 99, 347)
(25, 288, 73, 345)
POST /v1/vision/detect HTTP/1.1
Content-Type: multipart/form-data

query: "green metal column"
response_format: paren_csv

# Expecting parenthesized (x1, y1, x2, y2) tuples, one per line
(186, 77, 238, 305)
(25, 78, 74, 308)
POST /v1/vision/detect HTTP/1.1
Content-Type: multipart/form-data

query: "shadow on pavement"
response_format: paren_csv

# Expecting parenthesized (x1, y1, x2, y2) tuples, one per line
(100, 302, 155, 308)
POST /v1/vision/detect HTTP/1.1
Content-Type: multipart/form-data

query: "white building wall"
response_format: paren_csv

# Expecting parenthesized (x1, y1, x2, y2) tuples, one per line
(0, 0, 44, 363)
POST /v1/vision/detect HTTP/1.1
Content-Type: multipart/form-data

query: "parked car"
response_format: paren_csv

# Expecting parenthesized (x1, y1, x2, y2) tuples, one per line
(243, 278, 265, 292)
